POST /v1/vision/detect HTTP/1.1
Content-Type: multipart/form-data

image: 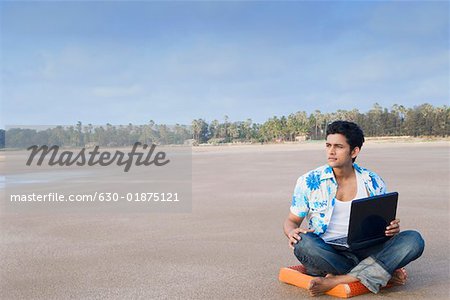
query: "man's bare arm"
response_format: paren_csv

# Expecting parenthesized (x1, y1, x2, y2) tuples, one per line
(283, 213, 314, 249)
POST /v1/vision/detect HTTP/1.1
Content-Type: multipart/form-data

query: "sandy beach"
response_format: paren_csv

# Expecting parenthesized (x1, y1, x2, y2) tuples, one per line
(1, 141, 449, 299)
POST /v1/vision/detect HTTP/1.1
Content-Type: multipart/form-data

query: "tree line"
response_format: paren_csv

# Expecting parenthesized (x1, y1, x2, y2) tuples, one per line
(0, 103, 448, 149)
(2, 122, 191, 149)
(191, 103, 449, 144)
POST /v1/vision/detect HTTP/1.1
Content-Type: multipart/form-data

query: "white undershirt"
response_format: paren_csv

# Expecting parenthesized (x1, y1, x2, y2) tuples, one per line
(322, 170, 368, 242)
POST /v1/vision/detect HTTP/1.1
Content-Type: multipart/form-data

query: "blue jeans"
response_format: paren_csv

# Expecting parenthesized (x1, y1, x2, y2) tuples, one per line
(293, 230, 425, 293)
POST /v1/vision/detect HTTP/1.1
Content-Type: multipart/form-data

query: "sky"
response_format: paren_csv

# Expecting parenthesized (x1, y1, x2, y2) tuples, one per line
(1, 1, 449, 128)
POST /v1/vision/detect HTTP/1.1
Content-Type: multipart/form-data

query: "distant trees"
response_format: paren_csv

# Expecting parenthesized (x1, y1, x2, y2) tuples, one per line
(193, 103, 448, 144)
(191, 119, 209, 144)
(286, 112, 309, 142)
(3, 121, 192, 148)
(1, 103, 448, 148)
(0, 129, 5, 148)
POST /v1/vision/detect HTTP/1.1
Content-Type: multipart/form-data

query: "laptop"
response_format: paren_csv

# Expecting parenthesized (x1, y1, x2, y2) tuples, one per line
(325, 192, 398, 250)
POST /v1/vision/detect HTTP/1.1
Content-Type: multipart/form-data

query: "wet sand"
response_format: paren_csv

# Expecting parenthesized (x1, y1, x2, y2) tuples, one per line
(1, 141, 449, 299)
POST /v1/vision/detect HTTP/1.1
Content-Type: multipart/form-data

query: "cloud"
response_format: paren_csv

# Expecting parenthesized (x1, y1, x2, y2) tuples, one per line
(1, 1, 448, 128)
(92, 84, 143, 98)
(320, 47, 449, 99)
(368, 2, 449, 38)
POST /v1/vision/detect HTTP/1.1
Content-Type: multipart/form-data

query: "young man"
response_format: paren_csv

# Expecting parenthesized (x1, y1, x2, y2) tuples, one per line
(283, 121, 424, 296)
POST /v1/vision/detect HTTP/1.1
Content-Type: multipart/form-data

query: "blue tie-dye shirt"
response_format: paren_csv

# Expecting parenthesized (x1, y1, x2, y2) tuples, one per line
(290, 163, 387, 235)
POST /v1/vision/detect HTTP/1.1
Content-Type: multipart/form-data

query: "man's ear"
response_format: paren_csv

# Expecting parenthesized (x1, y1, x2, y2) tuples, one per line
(351, 147, 360, 159)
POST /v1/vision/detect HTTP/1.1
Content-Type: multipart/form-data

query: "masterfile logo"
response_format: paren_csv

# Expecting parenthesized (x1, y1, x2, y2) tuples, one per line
(26, 142, 170, 172)
(3, 125, 192, 213)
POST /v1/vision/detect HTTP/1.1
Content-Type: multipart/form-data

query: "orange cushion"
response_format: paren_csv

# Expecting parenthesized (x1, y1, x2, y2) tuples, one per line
(279, 265, 394, 298)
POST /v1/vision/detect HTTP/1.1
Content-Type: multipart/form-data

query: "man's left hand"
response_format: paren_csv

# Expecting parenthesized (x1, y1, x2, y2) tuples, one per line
(385, 219, 400, 236)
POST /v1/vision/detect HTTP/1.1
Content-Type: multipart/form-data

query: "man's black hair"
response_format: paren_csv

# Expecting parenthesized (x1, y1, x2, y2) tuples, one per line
(326, 121, 365, 162)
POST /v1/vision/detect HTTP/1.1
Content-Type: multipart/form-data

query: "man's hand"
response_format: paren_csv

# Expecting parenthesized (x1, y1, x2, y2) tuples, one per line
(288, 228, 315, 249)
(385, 219, 400, 237)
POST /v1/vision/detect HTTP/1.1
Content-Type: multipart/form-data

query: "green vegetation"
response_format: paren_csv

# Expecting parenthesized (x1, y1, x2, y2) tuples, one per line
(2, 122, 191, 149)
(1, 103, 448, 149)
(191, 103, 449, 144)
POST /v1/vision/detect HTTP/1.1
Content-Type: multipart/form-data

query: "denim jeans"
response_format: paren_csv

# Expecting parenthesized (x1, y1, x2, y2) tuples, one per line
(293, 230, 425, 293)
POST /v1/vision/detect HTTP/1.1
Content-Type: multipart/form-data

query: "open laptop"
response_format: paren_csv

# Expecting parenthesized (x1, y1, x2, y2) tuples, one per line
(324, 192, 398, 250)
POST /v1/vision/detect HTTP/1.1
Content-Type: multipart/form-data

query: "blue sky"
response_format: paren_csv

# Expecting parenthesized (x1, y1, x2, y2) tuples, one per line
(1, 1, 448, 128)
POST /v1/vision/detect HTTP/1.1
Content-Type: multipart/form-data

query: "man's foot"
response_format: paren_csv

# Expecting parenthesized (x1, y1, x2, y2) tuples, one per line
(388, 268, 408, 286)
(308, 274, 357, 297)
(308, 277, 338, 296)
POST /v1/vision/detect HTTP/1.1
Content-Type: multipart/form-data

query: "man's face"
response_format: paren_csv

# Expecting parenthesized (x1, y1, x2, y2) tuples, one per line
(325, 133, 359, 168)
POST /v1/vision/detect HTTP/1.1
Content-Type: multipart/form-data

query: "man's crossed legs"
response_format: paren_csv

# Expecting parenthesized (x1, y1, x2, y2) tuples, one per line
(293, 230, 425, 296)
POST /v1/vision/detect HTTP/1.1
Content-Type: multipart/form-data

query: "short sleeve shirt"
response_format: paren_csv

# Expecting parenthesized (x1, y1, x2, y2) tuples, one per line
(289, 163, 387, 235)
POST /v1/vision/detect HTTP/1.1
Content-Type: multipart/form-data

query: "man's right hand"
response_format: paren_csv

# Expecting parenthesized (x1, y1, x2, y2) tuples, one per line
(288, 228, 315, 249)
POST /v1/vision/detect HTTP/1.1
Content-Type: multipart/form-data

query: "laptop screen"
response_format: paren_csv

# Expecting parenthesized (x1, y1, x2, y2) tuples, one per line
(348, 192, 398, 244)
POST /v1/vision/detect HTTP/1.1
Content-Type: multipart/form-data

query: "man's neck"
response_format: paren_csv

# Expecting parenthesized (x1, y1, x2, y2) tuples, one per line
(332, 163, 354, 180)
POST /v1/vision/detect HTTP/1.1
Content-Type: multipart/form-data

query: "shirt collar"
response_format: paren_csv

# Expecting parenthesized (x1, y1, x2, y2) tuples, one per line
(320, 162, 364, 181)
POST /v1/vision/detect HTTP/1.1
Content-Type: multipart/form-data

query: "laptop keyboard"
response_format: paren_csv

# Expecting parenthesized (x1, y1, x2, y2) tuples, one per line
(329, 236, 348, 245)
